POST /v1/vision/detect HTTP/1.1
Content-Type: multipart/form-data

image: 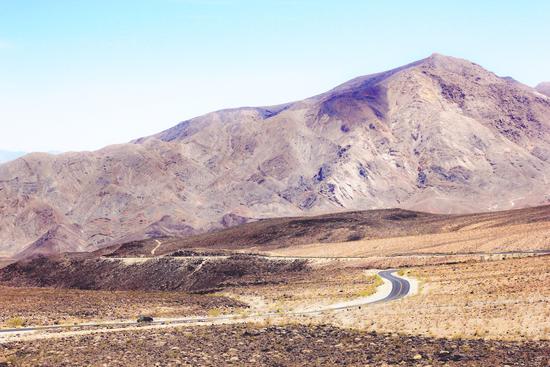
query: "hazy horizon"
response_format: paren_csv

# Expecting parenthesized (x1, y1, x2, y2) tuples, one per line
(1, 0, 549, 153)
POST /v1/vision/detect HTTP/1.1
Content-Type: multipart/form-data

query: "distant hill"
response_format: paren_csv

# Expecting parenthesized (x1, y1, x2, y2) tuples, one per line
(536, 82, 550, 97)
(0, 150, 25, 164)
(97, 205, 550, 258)
(2, 205, 549, 290)
(1, 53, 550, 258)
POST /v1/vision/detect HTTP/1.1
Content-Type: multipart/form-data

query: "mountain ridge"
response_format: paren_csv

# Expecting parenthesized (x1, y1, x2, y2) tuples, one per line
(536, 82, 550, 97)
(2, 53, 550, 258)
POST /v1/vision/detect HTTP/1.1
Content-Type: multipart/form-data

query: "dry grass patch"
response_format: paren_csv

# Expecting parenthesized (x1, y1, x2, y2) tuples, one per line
(6, 317, 26, 328)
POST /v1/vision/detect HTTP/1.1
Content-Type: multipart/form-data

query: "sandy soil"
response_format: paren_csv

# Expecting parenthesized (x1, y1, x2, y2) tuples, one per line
(0, 287, 245, 328)
(219, 268, 386, 315)
(267, 221, 550, 257)
(323, 256, 550, 341)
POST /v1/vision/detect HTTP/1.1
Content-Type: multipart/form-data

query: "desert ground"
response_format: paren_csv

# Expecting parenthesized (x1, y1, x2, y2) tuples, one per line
(1, 255, 549, 366)
(1, 206, 549, 366)
(2, 324, 549, 366)
(0, 287, 246, 328)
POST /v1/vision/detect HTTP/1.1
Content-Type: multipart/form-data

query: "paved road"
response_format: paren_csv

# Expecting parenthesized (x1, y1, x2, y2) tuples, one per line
(0, 270, 410, 336)
(377, 270, 410, 302)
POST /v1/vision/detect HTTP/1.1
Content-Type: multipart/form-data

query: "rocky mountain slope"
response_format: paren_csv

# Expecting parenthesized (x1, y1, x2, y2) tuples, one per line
(1, 53, 550, 258)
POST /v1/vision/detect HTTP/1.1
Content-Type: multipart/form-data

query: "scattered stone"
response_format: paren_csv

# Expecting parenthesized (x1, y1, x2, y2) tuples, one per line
(1, 324, 549, 366)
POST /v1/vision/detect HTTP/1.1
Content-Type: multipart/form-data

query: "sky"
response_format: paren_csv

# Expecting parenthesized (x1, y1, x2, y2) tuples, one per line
(1, 0, 549, 153)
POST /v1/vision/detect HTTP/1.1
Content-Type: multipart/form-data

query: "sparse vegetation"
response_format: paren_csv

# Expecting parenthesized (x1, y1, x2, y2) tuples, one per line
(0, 287, 245, 327)
(207, 308, 222, 317)
(6, 316, 25, 328)
(328, 256, 550, 340)
(355, 274, 384, 297)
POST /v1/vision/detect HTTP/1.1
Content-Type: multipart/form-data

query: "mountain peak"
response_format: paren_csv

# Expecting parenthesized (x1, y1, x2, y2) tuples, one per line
(428, 52, 453, 60)
(420, 53, 485, 72)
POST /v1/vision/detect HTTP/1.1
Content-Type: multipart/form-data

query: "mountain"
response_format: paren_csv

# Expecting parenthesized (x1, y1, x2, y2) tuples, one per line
(0, 150, 26, 164)
(536, 82, 550, 97)
(1, 53, 550, 258)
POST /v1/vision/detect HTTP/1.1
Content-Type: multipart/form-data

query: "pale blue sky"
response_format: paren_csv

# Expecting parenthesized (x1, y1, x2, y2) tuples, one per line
(1, 0, 549, 152)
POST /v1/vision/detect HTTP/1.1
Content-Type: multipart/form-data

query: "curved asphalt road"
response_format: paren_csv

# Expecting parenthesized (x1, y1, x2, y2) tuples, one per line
(377, 270, 410, 302)
(0, 270, 410, 336)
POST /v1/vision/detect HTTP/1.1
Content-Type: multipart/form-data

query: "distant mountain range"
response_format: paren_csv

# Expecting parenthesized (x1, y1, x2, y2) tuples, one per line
(1, 53, 550, 258)
(0, 150, 26, 164)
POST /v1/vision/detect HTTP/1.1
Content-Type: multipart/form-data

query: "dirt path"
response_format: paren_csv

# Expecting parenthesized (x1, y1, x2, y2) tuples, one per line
(150, 240, 162, 256)
(188, 259, 206, 277)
